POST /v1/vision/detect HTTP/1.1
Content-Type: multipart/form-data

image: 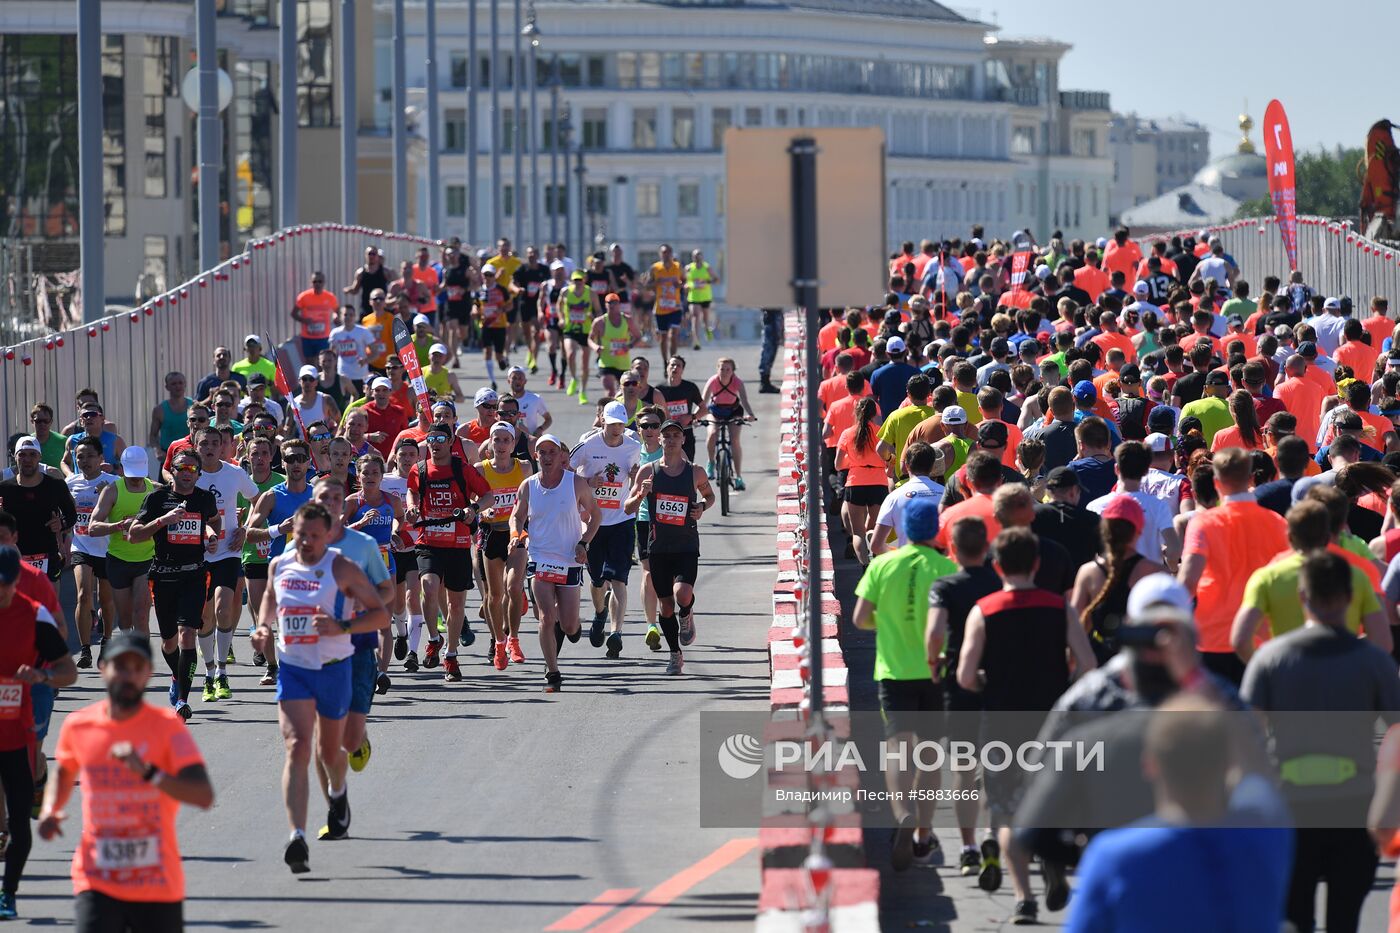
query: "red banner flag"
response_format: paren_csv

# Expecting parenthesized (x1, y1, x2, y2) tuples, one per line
(392, 317, 431, 419)
(1263, 99, 1299, 272)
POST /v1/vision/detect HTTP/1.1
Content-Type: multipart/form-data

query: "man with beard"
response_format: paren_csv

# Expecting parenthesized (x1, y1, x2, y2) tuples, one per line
(39, 630, 212, 931)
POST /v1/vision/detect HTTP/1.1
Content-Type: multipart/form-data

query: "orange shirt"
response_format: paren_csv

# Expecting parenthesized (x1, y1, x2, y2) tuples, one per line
(1090, 330, 1136, 364)
(1183, 499, 1288, 653)
(818, 320, 845, 356)
(818, 374, 868, 416)
(56, 702, 205, 902)
(1265, 444, 1322, 476)
(1073, 265, 1110, 302)
(294, 288, 338, 340)
(410, 265, 441, 309)
(905, 414, 948, 449)
(1334, 340, 1380, 382)
(1273, 377, 1325, 452)
(934, 492, 1000, 552)
(826, 395, 862, 450)
(1222, 329, 1257, 360)
(836, 426, 887, 487)
(1209, 424, 1266, 453)
(1102, 241, 1143, 283)
(1301, 363, 1335, 400)
(1362, 314, 1394, 349)
(1358, 411, 1394, 452)
(980, 416, 1023, 469)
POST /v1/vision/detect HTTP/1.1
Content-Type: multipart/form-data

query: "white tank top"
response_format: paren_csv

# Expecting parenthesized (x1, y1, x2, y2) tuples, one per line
(67, 472, 118, 556)
(294, 394, 330, 435)
(381, 473, 415, 549)
(271, 548, 350, 669)
(524, 472, 584, 571)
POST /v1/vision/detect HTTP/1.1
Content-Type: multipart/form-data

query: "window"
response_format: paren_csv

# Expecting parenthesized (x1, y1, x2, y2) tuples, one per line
(581, 108, 608, 150)
(143, 236, 168, 294)
(711, 107, 732, 147)
(450, 52, 469, 88)
(745, 107, 762, 127)
(446, 185, 466, 217)
(637, 250, 659, 270)
(102, 36, 126, 236)
(1072, 128, 1097, 157)
(672, 107, 695, 149)
(585, 184, 609, 217)
(142, 37, 175, 199)
(678, 183, 699, 217)
(504, 183, 515, 218)
(1012, 126, 1036, 155)
(297, 0, 334, 126)
(233, 58, 274, 237)
(636, 182, 660, 217)
(585, 55, 606, 88)
(633, 108, 658, 149)
(774, 107, 788, 127)
(445, 109, 466, 151)
(501, 109, 516, 153)
(716, 180, 725, 216)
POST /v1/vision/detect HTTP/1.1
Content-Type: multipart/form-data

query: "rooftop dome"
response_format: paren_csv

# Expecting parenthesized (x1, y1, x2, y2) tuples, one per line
(1190, 112, 1269, 202)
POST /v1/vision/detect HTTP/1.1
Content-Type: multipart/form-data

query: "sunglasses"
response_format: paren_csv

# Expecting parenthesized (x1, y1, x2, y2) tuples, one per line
(427, 434, 451, 444)
(30, 417, 50, 425)
(300, 376, 317, 382)
(310, 432, 333, 443)
(189, 416, 210, 423)
(621, 382, 639, 388)
(282, 453, 310, 464)
(638, 422, 661, 430)
(174, 464, 200, 474)
(82, 411, 103, 418)
(479, 403, 497, 410)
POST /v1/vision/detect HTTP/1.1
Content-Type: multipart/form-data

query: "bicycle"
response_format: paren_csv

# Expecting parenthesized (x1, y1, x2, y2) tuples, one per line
(697, 416, 754, 516)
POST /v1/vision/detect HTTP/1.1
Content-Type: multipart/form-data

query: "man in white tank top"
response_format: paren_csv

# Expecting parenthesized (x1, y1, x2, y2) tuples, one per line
(510, 434, 601, 694)
(252, 502, 388, 876)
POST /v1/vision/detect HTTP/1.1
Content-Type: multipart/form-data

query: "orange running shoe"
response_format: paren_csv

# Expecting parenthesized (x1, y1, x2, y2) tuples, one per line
(507, 635, 526, 664)
(443, 655, 462, 682)
(493, 641, 508, 670)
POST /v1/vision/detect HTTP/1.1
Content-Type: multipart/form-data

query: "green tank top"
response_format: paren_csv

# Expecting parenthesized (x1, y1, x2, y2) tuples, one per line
(563, 287, 593, 330)
(425, 368, 452, 399)
(636, 446, 664, 522)
(685, 262, 714, 304)
(599, 316, 632, 371)
(944, 436, 970, 478)
(241, 471, 285, 565)
(159, 398, 192, 454)
(106, 478, 155, 563)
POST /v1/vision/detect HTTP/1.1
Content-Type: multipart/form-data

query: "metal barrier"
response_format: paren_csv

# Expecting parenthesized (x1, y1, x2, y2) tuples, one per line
(0, 223, 437, 453)
(1137, 215, 1400, 304)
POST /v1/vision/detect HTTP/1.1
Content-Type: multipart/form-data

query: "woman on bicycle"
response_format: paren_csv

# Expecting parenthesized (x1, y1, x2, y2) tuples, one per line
(835, 396, 887, 565)
(345, 453, 406, 691)
(479, 421, 532, 670)
(700, 357, 755, 491)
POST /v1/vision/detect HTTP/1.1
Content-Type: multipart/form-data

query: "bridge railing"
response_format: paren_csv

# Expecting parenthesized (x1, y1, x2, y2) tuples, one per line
(1137, 215, 1400, 305)
(0, 223, 437, 454)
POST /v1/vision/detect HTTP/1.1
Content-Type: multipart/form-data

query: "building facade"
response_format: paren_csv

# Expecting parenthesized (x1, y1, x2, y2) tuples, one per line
(1108, 113, 1211, 222)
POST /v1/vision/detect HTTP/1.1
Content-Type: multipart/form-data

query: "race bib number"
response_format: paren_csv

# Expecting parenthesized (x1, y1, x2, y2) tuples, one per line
(492, 488, 518, 514)
(591, 280, 607, 294)
(666, 400, 689, 419)
(658, 297, 680, 313)
(95, 835, 160, 872)
(483, 306, 504, 327)
(609, 339, 630, 356)
(22, 555, 47, 574)
(0, 678, 22, 721)
(279, 605, 319, 646)
(654, 494, 690, 526)
(447, 285, 465, 300)
(75, 507, 93, 536)
(594, 482, 623, 509)
(378, 546, 391, 571)
(421, 514, 458, 545)
(255, 538, 272, 559)
(168, 513, 202, 546)
(306, 319, 328, 337)
(569, 305, 589, 325)
(535, 561, 570, 584)
(526, 283, 540, 296)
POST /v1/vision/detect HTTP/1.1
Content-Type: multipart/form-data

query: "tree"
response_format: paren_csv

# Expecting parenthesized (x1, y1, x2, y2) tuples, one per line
(1235, 146, 1364, 220)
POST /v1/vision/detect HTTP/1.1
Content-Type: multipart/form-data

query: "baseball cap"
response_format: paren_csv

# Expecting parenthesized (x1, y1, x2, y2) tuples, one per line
(886, 336, 907, 354)
(243, 334, 261, 346)
(412, 313, 431, 327)
(81, 403, 104, 416)
(1100, 494, 1144, 533)
(1273, 324, 1293, 337)
(549, 260, 565, 271)
(1118, 363, 1142, 384)
(571, 271, 586, 281)
(1095, 237, 1108, 249)
(902, 497, 939, 544)
(482, 264, 497, 276)
(1044, 466, 1080, 490)
(1035, 265, 1052, 280)
(535, 433, 566, 450)
(606, 293, 621, 304)
(429, 343, 449, 357)
(1126, 572, 1194, 624)
(1297, 340, 1318, 358)
(941, 405, 967, 426)
(370, 376, 392, 391)
(473, 388, 499, 406)
(977, 420, 1008, 447)
(884, 309, 903, 324)
(1340, 296, 1354, 313)
(1204, 370, 1230, 386)
(248, 372, 268, 386)
(1323, 297, 1342, 311)
(120, 446, 150, 478)
(1132, 281, 1150, 297)
(660, 420, 686, 434)
(12, 436, 40, 455)
(990, 337, 1010, 356)
(506, 365, 527, 377)
(1208, 235, 1222, 246)
(100, 628, 153, 665)
(476, 248, 490, 260)
(0, 547, 18, 586)
(1147, 406, 1177, 434)
(603, 401, 629, 424)
(1144, 432, 1173, 453)
(1072, 380, 1097, 402)
(298, 364, 318, 380)
(489, 420, 515, 437)
(1226, 313, 1244, 326)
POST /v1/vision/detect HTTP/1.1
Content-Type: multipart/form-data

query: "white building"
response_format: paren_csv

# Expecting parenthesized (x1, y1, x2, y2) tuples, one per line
(1109, 113, 1211, 221)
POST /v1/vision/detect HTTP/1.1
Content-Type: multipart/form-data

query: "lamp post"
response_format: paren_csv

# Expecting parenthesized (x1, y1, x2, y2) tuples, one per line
(512, 0, 523, 248)
(426, 0, 440, 237)
(549, 61, 561, 245)
(559, 109, 573, 255)
(573, 142, 585, 261)
(77, 0, 103, 319)
(467, 0, 479, 244)
(391, 0, 407, 233)
(522, 8, 541, 250)
(489, 0, 501, 241)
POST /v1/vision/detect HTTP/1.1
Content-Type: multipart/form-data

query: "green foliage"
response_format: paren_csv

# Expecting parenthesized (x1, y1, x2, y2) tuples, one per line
(1236, 146, 1365, 220)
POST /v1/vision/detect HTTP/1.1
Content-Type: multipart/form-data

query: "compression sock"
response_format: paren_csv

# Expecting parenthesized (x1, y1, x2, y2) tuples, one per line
(215, 628, 233, 678)
(163, 648, 180, 677)
(177, 649, 197, 702)
(485, 358, 497, 385)
(393, 613, 407, 637)
(408, 614, 425, 653)
(549, 350, 559, 376)
(198, 632, 217, 676)
(659, 615, 681, 653)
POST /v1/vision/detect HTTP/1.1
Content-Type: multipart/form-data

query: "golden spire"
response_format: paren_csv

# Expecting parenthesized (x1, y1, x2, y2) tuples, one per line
(1237, 111, 1255, 154)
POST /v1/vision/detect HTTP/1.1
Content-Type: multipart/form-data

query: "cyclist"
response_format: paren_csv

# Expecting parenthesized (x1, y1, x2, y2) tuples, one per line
(700, 357, 756, 491)
(478, 421, 532, 670)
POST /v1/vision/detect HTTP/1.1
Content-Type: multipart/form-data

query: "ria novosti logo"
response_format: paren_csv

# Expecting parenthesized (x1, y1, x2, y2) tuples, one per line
(716, 733, 764, 780)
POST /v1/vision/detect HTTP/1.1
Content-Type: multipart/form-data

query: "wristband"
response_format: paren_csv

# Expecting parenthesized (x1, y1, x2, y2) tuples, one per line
(142, 763, 159, 783)
(268, 527, 284, 541)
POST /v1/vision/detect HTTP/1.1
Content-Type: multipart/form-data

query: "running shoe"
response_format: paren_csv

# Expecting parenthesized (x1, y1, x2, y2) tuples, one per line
(958, 846, 981, 877)
(443, 655, 462, 682)
(544, 671, 563, 693)
(349, 737, 372, 773)
(375, 673, 391, 695)
(491, 381, 498, 391)
(176, 702, 192, 722)
(978, 837, 1002, 892)
(393, 635, 408, 661)
(76, 646, 91, 669)
(678, 613, 696, 647)
(526, 350, 537, 371)
(423, 639, 442, 669)
(577, 391, 588, 406)
(1042, 858, 1070, 912)
(912, 835, 944, 867)
(202, 678, 217, 703)
(260, 668, 277, 687)
(666, 651, 684, 675)
(325, 789, 351, 838)
(890, 814, 915, 873)
(588, 613, 607, 648)
(0, 891, 16, 920)
(91, 627, 104, 647)
(645, 624, 662, 651)
(507, 636, 526, 664)
(733, 475, 746, 491)
(487, 636, 495, 660)
(168, 679, 179, 708)
(548, 372, 558, 388)
(226, 645, 236, 665)
(253, 650, 267, 668)
(692, 340, 701, 351)
(459, 620, 476, 648)
(605, 632, 623, 658)
(403, 650, 420, 673)
(216, 675, 232, 700)
(566, 377, 578, 396)
(1011, 899, 1038, 926)
(284, 835, 311, 874)
(566, 625, 581, 643)
(493, 641, 508, 671)
(706, 328, 714, 342)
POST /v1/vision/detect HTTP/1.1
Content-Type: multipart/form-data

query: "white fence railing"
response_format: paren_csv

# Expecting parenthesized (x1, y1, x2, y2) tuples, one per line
(1137, 215, 1400, 305)
(0, 224, 437, 453)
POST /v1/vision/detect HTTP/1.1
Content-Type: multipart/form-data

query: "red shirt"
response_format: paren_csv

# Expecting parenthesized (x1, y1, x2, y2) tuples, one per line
(1251, 393, 1286, 425)
(934, 493, 1000, 552)
(162, 436, 194, 476)
(1362, 314, 1394, 349)
(1184, 499, 1288, 652)
(17, 564, 58, 618)
(1074, 265, 1110, 302)
(406, 458, 490, 548)
(364, 401, 410, 458)
(1091, 331, 1136, 364)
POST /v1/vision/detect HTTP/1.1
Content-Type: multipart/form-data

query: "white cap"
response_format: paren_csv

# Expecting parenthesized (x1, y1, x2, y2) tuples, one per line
(603, 401, 629, 424)
(1323, 296, 1342, 311)
(482, 264, 497, 276)
(490, 420, 516, 437)
(1035, 265, 1052, 280)
(886, 336, 907, 354)
(1126, 573, 1194, 624)
(941, 405, 967, 426)
(120, 446, 149, 478)
(243, 333, 261, 346)
(474, 387, 499, 406)
(412, 313, 431, 327)
(536, 433, 566, 450)
(1095, 237, 1108, 249)
(429, 342, 449, 357)
(1144, 432, 1172, 453)
(298, 363, 318, 379)
(609, 242, 622, 251)
(1273, 324, 1293, 337)
(370, 376, 392, 391)
(1132, 281, 1150, 296)
(12, 435, 40, 455)
(549, 260, 565, 271)
(507, 365, 527, 378)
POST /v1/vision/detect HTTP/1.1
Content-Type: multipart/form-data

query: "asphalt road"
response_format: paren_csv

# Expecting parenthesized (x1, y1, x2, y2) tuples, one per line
(31, 341, 778, 931)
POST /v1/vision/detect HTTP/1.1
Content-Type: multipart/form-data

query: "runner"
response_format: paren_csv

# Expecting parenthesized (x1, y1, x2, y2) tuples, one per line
(288, 365, 342, 438)
(382, 438, 425, 671)
(328, 305, 375, 397)
(65, 438, 118, 668)
(684, 249, 719, 347)
(475, 264, 513, 390)
(88, 449, 157, 641)
(629, 407, 667, 650)
(252, 502, 387, 873)
(656, 355, 704, 461)
(505, 365, 552, 438)
(39, 629, 212, 932)
(343, 245, 390, 315)
(440, 248, 474, 370)
(345, 454, 405, 693)
(63, 403, 127, 477)
(511, 245, 549, 373)
(541, 260, 569, 387)
(246, 438, 318, 685)
(573, 401, 643, 656)
(605, 244, 640, 342)
(292, 271, 339, 360)
(147, 372, 193, 463)
(239, 436, 284, 682)
(625, 420, 715, 674)
(0, 435, 77, 583)
(589, 293, 641, 400)
(701, 357, 756, 490)
(559, 270, 601, 403)
(651, 244, 686, 362)
(478, 422, 532, 670)
(360, 289, 397, 374)
(510, 434, 601, 692)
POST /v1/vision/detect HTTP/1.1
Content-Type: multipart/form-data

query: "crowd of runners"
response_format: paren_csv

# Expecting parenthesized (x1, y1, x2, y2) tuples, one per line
(842, 227, 1400, 929)
(0, 238, 762, 926)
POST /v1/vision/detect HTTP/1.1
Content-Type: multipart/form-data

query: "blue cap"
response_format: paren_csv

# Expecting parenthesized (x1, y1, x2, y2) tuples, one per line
(1073, 380, 1097, 402)
(0, 546, 18, 586)
(903, 497, 940, 543)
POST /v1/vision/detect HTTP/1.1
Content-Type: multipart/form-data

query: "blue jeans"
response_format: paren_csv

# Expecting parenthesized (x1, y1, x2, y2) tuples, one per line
(759, 309, 783, 379)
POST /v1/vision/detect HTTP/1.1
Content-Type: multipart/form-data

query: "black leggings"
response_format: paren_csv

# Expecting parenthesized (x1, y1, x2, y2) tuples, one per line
(0, 747, 33, 895)
(1286, 827, 1378, 933)
(75, 890, 184, 933)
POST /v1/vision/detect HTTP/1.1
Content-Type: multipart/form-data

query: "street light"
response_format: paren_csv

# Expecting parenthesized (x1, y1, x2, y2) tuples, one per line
(559, 108, 573, 254)
(549, 60, 562, 245)
(522, 7, 541, 250)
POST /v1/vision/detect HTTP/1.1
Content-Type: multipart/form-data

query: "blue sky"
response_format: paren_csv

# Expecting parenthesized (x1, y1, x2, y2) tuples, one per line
(975, 0, 1398, 159)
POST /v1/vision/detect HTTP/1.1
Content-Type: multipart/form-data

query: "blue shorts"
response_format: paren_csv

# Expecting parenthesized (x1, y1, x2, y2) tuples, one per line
(276, 658, 352, 719)
(350, 647, 377, 716)
(300, 337, 329, 359)
(656, 311, 683, 332)
(31, 683, 54, 744)
(587, 520, 635, 587)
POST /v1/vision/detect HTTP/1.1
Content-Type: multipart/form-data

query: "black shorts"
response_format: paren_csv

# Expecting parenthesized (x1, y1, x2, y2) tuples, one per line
(70, 551, 107, 581)
(563, 327, 588, 344)
(878, 678, 943, 740)
(480, 523, 512, 561)
(446, 303, 472, 326)
(656, 311, 683, 332)
(415, 545, 474, 592)
(648, 551, 698, 596)
(152, 571, 208, 639)
(525, 561, 583, 586)
(844, 484, 888, 506)
(518, 302, 539, 324)
(106, 556, 151, 589)
(943, 679, 984, 744)
(243, 561, 269, 581)
(690, 300, 711, 310)
(205, 558, 243, 596)
(587, 520, 635, 586)
(635, 520, 651, 562)
(481, 328, 508, 354)
(393, 548, 418, 583)
(75, 890, 183, 933)
(598, 366, 625, 380)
